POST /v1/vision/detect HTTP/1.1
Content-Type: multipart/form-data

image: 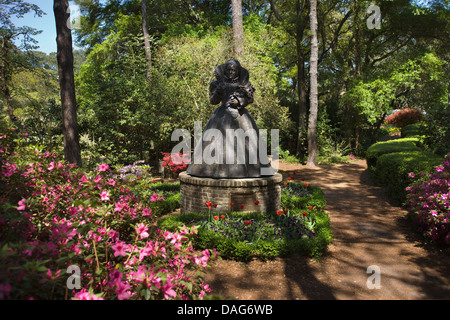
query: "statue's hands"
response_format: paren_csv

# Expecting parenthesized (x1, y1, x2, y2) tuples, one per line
(227, 96, 239, 108)
(230, 98, 239, 106)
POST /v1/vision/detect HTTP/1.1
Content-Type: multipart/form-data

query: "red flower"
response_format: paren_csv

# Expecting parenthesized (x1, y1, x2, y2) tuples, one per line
(304, 183, 309, 187)
(213, 216, 219, 220)
(288, 177, 291, 181)
(293, 171, 297, 174)
(230, 202, 234, 207)
(308, 206, 313, 210)
(302, 212, 307, 216)
(240, 204, 244, 209)
(220, 215, 226, 219)
(276, 210, 283, 216)
(213, 203, 217, 208)
(244, 220, 251, 226)
(283, 182, 287, 186)
(205, 201, 212, 207)
(254, 200, 259, 205)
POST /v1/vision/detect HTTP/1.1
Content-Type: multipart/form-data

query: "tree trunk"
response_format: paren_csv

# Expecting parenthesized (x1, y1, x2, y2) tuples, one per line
(54, 0, 82, 167)
(306, 0, 318, 167)
(295, 0, 307, 158)
(231, 0, 244, 57)
(141, 0, 151, 80)
(0, 37, 17, 123)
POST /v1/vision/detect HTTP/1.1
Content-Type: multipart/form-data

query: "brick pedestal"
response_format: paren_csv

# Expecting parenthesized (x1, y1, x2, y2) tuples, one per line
(179, 172, 282, 214)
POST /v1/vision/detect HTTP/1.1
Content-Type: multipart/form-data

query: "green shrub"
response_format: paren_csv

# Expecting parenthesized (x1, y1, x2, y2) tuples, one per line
(401, 123, 424, 138)
(366, 138, 422, 172)
(374, 151, 444, 205)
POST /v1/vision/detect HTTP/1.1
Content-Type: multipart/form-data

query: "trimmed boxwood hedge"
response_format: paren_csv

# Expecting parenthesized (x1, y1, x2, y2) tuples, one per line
(374, 151, 443, 205)
(366, 138, 422, 173)
(401, 123, 424, 138)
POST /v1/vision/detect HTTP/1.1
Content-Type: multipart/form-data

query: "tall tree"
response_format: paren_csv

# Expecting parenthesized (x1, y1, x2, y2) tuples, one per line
(268, 0, 308, 157)
(231, 0, 244, 57)
(140, 0, 151, 80)
(54, 0, 81, 167)
(0, 0, 43, 123)
(306, 0, 318, 166)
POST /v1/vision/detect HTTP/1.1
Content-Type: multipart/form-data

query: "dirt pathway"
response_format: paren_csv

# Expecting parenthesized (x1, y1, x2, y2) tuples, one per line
(203, 159, 450, 300)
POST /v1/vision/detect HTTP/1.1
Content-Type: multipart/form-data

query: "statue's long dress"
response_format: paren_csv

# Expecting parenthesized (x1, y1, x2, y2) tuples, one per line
(187, 66, 274, 178)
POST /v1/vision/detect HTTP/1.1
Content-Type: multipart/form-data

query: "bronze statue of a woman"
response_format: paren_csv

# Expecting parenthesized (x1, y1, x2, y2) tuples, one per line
(187, 59, 274, 178)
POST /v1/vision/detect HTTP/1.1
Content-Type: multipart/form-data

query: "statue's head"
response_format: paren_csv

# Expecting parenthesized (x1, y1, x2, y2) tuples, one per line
(224, 59, 241, 82)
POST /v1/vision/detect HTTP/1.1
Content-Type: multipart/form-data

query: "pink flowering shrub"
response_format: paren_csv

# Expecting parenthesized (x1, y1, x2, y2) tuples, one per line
(384, 108, 422, 128)
(161, 152, 190, 177)
(404, 153, 450, 246)
(0, 127, 216, 300)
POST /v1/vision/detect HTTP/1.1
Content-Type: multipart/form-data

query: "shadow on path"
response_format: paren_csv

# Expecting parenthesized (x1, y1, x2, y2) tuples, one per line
(204, 159, 450, 300)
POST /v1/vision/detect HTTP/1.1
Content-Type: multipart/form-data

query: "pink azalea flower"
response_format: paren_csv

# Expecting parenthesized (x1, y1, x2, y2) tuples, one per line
(161, 280, 177, 299)
(98, 163, 110, 172)
(48, 162, 55, 171)
(115, 281, 132, 300)
(111, 241, 129, 257)
(114, 201, 123, 212)
(100, 190, 109, 201)
(17, 198, 26, 211)
(73, 289, 104, 300)
(136, 223, 149, 239)
(142, 208, 152, 216)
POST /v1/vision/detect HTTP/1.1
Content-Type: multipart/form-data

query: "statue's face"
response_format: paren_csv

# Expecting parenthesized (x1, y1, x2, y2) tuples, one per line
(225, 63, 238, 80)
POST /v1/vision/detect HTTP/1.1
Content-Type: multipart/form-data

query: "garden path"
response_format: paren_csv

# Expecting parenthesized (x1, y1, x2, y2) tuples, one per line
(203, 159, 450, 300)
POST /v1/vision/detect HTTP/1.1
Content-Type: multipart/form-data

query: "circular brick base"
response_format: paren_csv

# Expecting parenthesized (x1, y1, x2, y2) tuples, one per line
(179, 172, 282, 214)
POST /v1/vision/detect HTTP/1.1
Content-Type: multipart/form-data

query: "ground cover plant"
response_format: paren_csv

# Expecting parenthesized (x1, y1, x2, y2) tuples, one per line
(158, 182, 332, 261)
(0, 128, 214, 300)
(404, 153, 450, 247)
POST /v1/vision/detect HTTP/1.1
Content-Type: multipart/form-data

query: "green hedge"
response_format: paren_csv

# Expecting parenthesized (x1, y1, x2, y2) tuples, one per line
(366, 138, 422, 173)
(401, 123, 424, 138)
(374, 151, 443, 205)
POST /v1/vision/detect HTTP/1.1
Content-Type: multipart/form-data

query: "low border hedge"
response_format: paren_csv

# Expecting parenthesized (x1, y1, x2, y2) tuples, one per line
(366, 138, 422, 172)
(375, 151, 444, 205)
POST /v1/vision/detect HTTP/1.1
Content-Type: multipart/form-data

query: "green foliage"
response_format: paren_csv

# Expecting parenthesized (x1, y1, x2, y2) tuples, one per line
(280, 183, 326, 211)
(366, 138, 422, 172)
(401, 123, 424, 138)
(374, 151, 444, 205)
(77, 17, 293, 167)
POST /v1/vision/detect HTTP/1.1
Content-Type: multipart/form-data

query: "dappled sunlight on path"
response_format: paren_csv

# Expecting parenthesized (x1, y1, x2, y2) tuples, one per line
(204, 160, 450, 300)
